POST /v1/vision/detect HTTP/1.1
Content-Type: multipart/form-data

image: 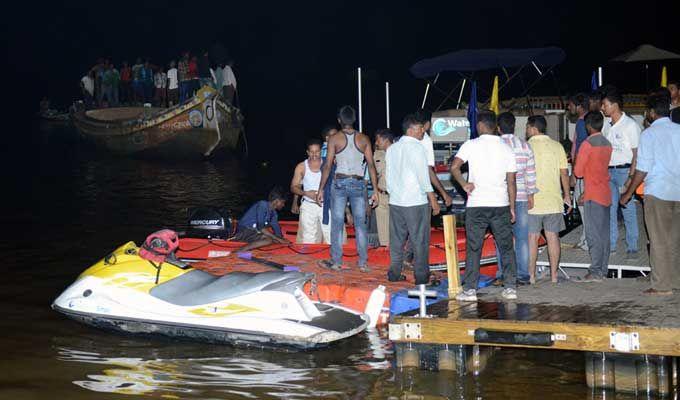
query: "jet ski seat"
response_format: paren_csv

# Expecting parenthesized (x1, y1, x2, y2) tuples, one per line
(150, 269, 311, 306)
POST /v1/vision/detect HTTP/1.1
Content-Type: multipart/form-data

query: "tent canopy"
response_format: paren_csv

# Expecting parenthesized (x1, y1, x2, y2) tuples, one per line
(410, 47, 566, 78)
(610, 44, 680, 63)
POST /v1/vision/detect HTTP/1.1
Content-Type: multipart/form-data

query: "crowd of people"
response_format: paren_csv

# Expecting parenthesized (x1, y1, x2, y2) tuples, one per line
(79, 52, 237, 109)
(231, 81, 680, 301)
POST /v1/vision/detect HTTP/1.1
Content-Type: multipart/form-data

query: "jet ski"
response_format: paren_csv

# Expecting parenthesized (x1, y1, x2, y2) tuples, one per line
(52, 235, 369, 350)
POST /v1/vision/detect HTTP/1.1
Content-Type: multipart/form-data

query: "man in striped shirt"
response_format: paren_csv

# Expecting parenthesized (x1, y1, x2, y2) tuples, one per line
(493, 112, 538, 285)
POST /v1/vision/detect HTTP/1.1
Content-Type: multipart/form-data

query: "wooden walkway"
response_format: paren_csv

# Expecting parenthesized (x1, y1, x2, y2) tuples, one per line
(390, 279, 680, 356)
(537, 201, 650, 278)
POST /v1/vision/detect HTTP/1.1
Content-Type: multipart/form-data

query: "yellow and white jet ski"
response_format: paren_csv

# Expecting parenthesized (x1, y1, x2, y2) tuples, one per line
(52, 241, 369, 349)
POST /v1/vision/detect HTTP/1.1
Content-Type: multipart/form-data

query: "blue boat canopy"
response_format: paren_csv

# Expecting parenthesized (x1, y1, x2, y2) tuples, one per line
(410, 47, 566, 78)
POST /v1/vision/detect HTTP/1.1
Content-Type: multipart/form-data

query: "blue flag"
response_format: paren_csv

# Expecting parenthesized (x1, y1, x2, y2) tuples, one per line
(591, 71, 598, 91)
(467, 81, 478, 139)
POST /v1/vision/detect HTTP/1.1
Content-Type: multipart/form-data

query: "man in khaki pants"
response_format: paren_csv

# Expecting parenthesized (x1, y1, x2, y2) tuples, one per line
(374, 129, 395, 246)
(620, 92, 680, 295)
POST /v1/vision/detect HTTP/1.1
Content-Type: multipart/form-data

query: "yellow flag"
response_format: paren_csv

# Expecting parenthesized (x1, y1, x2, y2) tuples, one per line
(490, 76, 500, 115)
(661, 66, 667, 87)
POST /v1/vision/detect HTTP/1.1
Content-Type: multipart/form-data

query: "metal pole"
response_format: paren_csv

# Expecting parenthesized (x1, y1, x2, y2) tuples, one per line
(385, 81, 390, 128)
(421, 83, 430, 109)
(456, 79, 467, 109)
(358, 67, 363, 132)
(598, 67, 603, 87)
(420, 73, 440, 109)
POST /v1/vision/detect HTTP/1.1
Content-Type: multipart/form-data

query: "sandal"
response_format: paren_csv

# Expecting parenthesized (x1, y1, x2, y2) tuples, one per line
(317, 259, 342, 272)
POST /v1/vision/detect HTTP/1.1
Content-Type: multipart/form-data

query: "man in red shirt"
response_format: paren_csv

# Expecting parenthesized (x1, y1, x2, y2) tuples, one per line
(574, 111, 613, 282)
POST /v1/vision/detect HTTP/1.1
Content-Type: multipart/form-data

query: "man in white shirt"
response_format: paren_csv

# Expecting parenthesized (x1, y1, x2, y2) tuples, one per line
(80, 72, 95, 107)
(166, 61, 179, 106)
(222, 60, 237, 104)
(602, 90, 641, 256)
(450, 111, 518, 301)
(386, 114, 439, 285)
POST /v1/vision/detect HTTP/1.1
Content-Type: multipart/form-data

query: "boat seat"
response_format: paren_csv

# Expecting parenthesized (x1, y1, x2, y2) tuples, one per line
(150, 269, 310, 306)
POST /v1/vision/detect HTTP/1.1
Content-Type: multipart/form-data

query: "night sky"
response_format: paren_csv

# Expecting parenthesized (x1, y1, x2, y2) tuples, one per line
(7, 1, 678, 160)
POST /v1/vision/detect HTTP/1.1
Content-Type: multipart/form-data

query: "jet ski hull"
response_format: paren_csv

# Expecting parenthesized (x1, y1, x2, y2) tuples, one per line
(53, 304, 365, 350)
(52, 242, 369, 350)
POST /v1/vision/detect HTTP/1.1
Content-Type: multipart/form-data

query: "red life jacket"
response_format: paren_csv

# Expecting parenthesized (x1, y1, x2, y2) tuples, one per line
(139, 229, 179, 263)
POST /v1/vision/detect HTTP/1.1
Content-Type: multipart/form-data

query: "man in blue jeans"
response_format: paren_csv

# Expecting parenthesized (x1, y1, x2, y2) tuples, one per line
(493, 112, 538, 285)
(601, 90, 641, 256)
(317, 106, 379, 272)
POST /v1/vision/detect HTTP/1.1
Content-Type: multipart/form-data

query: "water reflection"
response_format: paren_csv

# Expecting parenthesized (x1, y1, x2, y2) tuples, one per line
(52, 328, 394, 399)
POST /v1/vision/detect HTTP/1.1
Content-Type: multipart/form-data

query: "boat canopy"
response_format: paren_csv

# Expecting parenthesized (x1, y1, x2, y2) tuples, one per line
(410, 47, 566, 78)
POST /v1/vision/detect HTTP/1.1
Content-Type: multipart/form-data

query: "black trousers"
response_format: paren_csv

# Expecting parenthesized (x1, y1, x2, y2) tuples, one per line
(388, 203, 430, 285)
(463, 206, 516, 289)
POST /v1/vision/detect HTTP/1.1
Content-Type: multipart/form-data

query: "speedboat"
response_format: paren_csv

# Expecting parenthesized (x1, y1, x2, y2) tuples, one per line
(52, 241, 369, 350)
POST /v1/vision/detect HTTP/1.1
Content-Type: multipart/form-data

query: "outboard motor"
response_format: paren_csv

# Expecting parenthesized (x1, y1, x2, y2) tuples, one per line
(186, 207, 234, 239)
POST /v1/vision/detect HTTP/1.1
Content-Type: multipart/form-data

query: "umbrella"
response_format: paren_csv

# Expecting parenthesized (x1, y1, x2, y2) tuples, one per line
(610, 45, 680, 90)
(610, 44, 680, 63)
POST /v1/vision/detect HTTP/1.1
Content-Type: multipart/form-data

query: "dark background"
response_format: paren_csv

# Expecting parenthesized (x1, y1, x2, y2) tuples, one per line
(5, 0, 678, 162)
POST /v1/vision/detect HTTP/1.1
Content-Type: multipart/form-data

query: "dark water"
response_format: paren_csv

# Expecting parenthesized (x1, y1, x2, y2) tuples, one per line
(0, 123, 639, 399)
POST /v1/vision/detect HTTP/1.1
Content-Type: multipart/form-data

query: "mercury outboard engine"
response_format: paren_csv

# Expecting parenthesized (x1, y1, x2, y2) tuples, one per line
(186, 207, 234, 239)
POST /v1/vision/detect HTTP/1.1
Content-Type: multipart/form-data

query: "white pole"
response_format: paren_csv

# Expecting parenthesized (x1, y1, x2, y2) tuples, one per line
(456, 79, 467, 109)
(357, 67, 363, 132)
(421, 83, 430, 109)
(421, 73, 439, 109)
(598, 66, 603, 87)
(385, 82, 390, 128)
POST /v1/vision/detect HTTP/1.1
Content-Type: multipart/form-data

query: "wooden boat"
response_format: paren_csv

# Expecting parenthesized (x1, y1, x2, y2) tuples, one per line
(71, 86, 244, 158)
(37, 110, 70, 122)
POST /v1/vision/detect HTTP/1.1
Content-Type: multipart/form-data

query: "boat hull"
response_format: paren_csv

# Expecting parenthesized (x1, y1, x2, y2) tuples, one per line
(53, 304, 364, 350)
(72, 87, 243, 158)
(51, 242, 368, 350)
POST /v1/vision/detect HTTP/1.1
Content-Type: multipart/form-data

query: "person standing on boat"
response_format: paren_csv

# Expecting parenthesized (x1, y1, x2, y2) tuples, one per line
(198, 50, 213, 88)
(234, 187, 291, 252)
(574, 111, 613, 283)
(119, 61, 132, 105)
(167, 61, 179, 107)
(601, 90, 641, 257)
(141, 60, 154, 104)
(526, 115, 571, 284)
(107, 63, 120, 107)
(178, 53, 190, 103)
(132, 58, 144, 104)
(620, 92, 680, 295)
(316, 106, 379, 272)
(386, 116, 439, 284)
(153, 68, 167, 107)
(80, 71, 95, 108)
(374, 129, 394, 246)
(451, 111, 518, 301)
(222, 60, 237, 105)
(188, 56, 200, 96)
(290, 139, 328, 244)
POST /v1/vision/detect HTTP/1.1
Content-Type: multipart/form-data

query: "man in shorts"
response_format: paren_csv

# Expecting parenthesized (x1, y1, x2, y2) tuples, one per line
(526, 116, 572, 283)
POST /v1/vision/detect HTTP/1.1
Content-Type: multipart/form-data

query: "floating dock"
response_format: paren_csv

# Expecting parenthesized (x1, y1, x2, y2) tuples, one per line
(390, 214, 679, 396)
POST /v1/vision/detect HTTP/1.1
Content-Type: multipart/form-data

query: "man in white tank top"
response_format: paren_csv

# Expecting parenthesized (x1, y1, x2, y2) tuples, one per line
(290, 139, 329, 243)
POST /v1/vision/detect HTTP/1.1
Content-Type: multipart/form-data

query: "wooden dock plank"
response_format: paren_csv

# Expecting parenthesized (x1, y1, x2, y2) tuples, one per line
(392, 315, 680, 356)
